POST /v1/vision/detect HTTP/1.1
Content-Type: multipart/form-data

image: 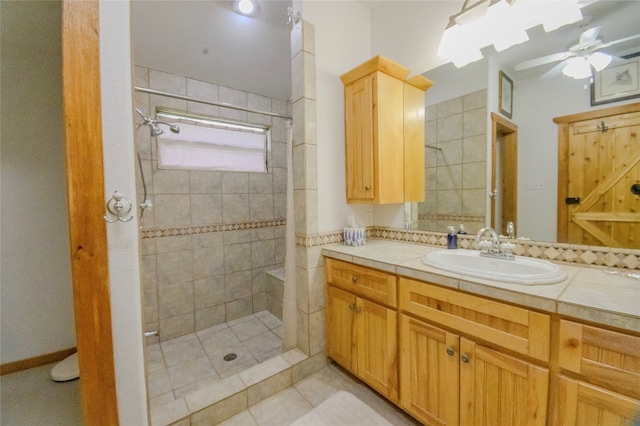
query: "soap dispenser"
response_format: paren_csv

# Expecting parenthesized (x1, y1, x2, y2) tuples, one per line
(457, 224, 467, 235)
(447, 226, 458, 249)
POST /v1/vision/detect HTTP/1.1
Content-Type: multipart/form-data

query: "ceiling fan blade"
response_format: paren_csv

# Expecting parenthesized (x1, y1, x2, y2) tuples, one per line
(540, 61, 568, 80)
(596, 33, 640, 50)
(515, 52, 571, 71)
(579, 26, 600, 46)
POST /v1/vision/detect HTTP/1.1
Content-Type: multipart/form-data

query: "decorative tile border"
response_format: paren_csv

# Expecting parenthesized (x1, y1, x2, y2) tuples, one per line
(142, 221, 640, 270)
(141, 219, 286, 239)
(418, 214, 485, 223)
(296, 226, 640, 271)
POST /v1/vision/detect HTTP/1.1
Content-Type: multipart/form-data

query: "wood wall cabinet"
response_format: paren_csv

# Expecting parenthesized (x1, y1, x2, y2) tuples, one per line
(554, 320, 640, 425)
(325, 258, 399, 402)
(341, 56, 432, 204)
(398, 277, 550, 426)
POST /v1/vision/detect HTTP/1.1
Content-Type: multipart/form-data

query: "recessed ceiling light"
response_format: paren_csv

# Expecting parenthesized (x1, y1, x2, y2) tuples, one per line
(234, 0, 256, 16)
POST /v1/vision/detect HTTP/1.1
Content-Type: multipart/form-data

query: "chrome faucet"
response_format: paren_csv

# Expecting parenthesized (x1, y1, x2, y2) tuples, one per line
(506, 221, 515, 239)
(475, 227, 500, 254)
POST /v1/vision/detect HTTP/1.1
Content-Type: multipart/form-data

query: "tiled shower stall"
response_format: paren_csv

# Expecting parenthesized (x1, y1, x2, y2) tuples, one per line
(134, 65, 291, 343)
(419, 89, 488, 234)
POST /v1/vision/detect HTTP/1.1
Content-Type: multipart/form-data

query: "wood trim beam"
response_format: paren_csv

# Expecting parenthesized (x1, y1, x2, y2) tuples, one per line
(62, 1, 119, 424)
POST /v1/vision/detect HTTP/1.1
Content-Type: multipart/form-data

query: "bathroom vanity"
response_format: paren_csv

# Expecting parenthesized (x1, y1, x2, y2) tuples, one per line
(323, 240, 640, 426)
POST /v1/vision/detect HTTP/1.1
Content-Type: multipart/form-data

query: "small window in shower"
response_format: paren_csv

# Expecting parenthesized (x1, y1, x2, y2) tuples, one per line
(155, 109, 270, 172)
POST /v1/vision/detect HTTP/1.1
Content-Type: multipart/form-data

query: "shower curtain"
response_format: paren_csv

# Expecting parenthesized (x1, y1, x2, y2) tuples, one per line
(282, 121, 297, 350)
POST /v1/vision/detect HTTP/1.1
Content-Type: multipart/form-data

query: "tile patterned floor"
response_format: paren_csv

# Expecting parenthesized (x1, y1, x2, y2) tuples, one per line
(219, 362, 420, 426)
(147, 310, 284, 401)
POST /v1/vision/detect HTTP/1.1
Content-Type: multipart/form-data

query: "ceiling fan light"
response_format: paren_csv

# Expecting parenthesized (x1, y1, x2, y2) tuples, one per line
(589, 52, 612, 72)
(562, 57, 591, 79)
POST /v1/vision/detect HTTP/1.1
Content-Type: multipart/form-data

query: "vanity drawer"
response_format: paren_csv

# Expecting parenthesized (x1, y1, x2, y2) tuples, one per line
(559, 319, 640, 400)
(325, 258, 397, 308)
(399, 277, 550, 362)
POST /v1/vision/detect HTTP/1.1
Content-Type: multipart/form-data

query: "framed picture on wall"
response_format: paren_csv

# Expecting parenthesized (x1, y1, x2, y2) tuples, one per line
(499, 71, 513, 118)
(591, 52, 640, 106)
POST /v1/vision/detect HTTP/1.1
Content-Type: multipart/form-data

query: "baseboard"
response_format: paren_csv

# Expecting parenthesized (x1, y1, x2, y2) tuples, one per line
(0, 347, 77, 376)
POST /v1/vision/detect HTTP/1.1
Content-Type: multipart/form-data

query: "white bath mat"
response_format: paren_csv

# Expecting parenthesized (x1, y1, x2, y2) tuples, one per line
(290, 390, 393, 426)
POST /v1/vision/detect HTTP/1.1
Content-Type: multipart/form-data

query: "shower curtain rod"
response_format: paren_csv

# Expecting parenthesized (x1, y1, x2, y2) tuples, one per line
(134, 86, 292, 120)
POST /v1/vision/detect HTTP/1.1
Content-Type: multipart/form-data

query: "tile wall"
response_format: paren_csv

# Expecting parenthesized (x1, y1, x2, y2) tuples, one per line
(134, 66, 290, 342)
(419, 89, 487, 234)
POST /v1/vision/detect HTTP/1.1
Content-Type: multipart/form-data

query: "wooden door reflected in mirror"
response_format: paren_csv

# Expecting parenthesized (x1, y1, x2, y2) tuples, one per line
(491, 113, 518, 237)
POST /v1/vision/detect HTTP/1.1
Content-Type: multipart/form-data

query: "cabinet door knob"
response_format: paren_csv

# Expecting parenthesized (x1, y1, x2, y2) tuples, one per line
(348, 303, 354, 311)
(461, 354, 470, 363)
(364, 185, 370, 191)
(446, 347, 455, 356)
(355, 306, 361, 313)
(352, 275, 358, 283)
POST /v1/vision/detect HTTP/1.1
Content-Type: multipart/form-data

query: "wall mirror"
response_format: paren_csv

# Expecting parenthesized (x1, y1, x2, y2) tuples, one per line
(416, 0, 640, 249)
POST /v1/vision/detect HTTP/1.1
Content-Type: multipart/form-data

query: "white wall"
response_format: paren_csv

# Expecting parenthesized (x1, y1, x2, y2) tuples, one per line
(371, 1, 462, 76)
(99, 2, 149, 424)
(0, 0, 76, 364)
(303, 1, 377, 232)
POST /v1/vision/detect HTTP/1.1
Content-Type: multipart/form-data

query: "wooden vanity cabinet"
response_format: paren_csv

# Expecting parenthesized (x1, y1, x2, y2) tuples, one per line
(398, 277, 550, 426)
(325, 258, 399, 402)
(341, 55, 432, 204)
(553, 319, 640, 425)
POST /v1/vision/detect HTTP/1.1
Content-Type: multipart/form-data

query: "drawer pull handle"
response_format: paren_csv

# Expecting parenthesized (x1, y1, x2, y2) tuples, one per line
(352, 275, 358, 283)
(461, 354, 470, 363)
(446, 347, 455, 357)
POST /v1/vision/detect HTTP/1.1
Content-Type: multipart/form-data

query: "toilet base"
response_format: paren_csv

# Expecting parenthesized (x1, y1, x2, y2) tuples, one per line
(51, 352, 79, 382)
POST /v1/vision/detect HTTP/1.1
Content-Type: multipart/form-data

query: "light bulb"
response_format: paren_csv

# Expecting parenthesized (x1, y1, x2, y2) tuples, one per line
(235, 0, 255, 15)
(589, 52, 612, 72)
(562, 57, 591, 79)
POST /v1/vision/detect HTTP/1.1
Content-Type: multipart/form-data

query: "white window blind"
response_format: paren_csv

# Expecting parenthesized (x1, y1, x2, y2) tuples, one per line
(156, 110, 269, 172)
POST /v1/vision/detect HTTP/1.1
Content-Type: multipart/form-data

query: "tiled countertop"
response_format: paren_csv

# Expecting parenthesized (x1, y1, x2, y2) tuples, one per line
(322, 239, 640, 333)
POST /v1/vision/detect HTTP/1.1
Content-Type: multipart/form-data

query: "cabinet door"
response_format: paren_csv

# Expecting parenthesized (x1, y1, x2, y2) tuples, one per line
(399, 314, 459, 426)
(403, 82, 425, 202)
(559, 319, 640, 400)
(344, 74, 375, 202)
(326, 286, 356, 370)
(356, 297, 398, 402)
(459, 338, 549, 426)
(555, 376, 640, 426)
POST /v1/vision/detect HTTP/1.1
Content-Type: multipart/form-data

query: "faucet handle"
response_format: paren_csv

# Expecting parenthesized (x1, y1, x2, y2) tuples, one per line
(478, 240, 493, 254)
(500, 242, 516, 259)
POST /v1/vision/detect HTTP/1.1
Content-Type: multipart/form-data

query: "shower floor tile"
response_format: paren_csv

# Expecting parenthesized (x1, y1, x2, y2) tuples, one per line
(145, 310, 283, 400)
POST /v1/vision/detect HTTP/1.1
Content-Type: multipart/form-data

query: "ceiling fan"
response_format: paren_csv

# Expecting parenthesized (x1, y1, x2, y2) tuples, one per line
(514, 26, 640, 79)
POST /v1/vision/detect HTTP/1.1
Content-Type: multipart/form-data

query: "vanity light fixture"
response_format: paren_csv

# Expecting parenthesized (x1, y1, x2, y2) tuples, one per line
(233, 0, 257, 16)
(438, 0, 583, 68)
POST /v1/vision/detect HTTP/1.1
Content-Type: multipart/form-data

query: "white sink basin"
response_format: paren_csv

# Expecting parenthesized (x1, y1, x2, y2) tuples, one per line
(421, 250, 568, 285)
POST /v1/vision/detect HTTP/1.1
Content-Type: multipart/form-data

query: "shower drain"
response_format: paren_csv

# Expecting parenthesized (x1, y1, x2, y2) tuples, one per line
(223, 353, 238, 362)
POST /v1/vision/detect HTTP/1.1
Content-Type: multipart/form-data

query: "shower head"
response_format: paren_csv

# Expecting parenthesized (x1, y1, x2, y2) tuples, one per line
(135, 108, 181, 137)
(149, 123, 164, 137)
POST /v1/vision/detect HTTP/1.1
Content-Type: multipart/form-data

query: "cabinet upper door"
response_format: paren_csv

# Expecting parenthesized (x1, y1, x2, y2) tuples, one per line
(459, 338, 549, 426)
(399, 314, 459, 426)
(344, 73, 375, 202)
